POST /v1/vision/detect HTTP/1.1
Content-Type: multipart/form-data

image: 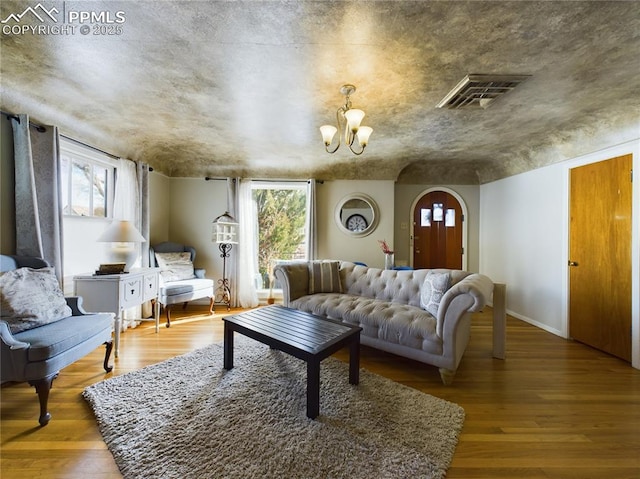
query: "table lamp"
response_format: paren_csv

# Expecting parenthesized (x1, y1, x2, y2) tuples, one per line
(97, 220, 146, 272)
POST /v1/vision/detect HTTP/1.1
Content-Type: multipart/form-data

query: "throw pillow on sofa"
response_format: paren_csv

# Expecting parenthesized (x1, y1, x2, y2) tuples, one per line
(155, 252, 196, 282)
(0, 266, 72, 334)
(420, 271, 451, 317)
(308, 260, 342, 294)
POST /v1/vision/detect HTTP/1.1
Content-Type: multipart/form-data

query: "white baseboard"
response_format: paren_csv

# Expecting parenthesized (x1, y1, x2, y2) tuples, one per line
(507, 309, 565, 338)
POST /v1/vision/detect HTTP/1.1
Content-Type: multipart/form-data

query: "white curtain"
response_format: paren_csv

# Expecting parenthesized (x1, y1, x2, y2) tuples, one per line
(10, 114, 64, 283)
(136, 162, 152, 317)
(137, 162, 151, 269)
(236, 178, 259, 308)
(113, 159, 139, 228)
(226, 178, 239, 307)
(305, 179, 317, 260)
(113, 158, 143, 329)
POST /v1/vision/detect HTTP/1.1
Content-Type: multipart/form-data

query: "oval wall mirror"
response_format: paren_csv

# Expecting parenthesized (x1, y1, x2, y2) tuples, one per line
(334, 193, 379, 237)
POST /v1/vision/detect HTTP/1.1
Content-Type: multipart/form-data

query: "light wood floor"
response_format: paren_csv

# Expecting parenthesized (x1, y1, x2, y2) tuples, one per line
(2, 306, 639, 479)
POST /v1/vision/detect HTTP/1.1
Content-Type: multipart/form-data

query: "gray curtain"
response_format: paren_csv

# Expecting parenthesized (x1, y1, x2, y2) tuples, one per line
(10, 114, 64, 283)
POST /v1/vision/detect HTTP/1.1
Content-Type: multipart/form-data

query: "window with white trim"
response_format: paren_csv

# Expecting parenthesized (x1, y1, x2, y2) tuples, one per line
(60, 140, 116, 218)
(251, 181, 308, 292)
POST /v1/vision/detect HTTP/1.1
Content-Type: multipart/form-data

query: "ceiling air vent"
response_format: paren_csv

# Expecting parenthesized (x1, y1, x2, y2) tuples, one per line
(436, 74, 531, 109)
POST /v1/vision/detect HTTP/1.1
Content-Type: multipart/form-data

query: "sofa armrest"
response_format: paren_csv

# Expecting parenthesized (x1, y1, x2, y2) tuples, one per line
(194, 268, 206, 279)
(0, 321, 29, 350)
(436, 273, 494, 337)
(274, 262, 310, 305)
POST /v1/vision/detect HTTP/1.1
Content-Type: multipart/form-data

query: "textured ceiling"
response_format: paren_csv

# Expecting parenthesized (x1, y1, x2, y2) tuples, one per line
(1, 0, 639, 184)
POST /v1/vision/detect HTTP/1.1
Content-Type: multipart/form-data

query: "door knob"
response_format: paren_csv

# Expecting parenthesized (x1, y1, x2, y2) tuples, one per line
(568, 261, 579, 267)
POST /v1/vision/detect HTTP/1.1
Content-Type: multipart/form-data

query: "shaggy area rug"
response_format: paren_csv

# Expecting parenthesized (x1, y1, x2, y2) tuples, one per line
(83, 338, 464, 479)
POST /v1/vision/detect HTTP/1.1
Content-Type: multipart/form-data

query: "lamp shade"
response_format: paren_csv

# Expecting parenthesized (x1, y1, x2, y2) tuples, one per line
(97, 220, 146, 243)
(344, 109, 365, 132)
(319, 125, 338, 145)
(356, 126, 373, 146)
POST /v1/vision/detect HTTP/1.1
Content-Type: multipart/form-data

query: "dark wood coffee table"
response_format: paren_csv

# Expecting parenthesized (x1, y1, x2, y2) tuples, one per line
(222, 305, 362, 419)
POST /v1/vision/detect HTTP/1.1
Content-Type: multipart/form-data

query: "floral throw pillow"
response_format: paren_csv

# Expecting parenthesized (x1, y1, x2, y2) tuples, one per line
(0, 267, 72, 334)
(420, 271, 451, 317)
(155, 252, 195, 282)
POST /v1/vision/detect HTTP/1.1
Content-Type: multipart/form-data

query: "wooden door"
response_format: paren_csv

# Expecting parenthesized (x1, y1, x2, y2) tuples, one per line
(569, 154, 632, 362)
(413, 191, 463, 269)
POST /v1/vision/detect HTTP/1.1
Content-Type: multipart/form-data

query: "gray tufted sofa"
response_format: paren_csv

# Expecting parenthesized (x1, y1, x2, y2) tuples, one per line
(274, 261, 496, 384)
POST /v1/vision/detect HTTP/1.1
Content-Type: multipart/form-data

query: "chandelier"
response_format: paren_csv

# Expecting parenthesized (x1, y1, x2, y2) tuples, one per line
(320, 84, 373, 155)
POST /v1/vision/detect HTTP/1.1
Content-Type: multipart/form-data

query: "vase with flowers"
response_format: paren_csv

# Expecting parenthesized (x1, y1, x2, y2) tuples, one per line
(378, 239, 395, 270)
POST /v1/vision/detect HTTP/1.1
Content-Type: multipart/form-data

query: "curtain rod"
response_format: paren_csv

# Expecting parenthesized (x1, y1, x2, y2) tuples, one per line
(205, 178, 323, 184)
(2, 111, 46, 132)
(1, 110, 153, 171)
(246, 179, 324, 184)
(61, 134, 119, 160)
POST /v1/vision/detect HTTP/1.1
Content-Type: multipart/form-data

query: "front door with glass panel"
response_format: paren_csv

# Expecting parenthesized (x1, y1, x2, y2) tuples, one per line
(412, 191, 463, 269)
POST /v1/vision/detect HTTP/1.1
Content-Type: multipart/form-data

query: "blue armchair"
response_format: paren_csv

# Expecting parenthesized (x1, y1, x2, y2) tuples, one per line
(150, 242, 215, 327)
(0, 255, 114, 426)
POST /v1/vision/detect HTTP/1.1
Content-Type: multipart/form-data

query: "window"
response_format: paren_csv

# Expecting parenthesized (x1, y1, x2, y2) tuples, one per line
(251, 181, 308, 291)
(445, 208, 456, 227)
(421, 208, 431, 227)
(433, 203, 444, 222)
(60, 140, 116, 218)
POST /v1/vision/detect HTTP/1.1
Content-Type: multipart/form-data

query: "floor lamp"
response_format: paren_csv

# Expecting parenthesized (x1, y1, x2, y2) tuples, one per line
(212, 211, 238, 310)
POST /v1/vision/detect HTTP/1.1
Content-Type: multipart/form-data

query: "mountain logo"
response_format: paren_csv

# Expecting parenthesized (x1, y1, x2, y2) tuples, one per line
(1, 3, 59, 24)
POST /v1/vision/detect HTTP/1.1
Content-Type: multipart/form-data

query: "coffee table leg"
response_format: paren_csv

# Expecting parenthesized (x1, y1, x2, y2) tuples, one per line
(223, 322, 234, 370)
(307, 360, 320, 419)
(349, 336, 360, 385)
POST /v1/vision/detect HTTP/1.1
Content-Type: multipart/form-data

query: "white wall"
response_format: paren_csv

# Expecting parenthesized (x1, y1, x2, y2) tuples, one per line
(149, 171, 171, 245)
(317, 180, 395, 268)
(480, 166, 566, 333)
(62, 216, 114, 293)
(165, 178, 228, 282)
(480, 139, 640, 369)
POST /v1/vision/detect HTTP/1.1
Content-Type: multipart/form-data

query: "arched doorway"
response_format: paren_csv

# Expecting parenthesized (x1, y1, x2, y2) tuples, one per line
(411, 188, 467, 270)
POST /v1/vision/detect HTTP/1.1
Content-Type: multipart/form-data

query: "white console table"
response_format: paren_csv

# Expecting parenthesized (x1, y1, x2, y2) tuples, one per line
(74, 268, 160, 358)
